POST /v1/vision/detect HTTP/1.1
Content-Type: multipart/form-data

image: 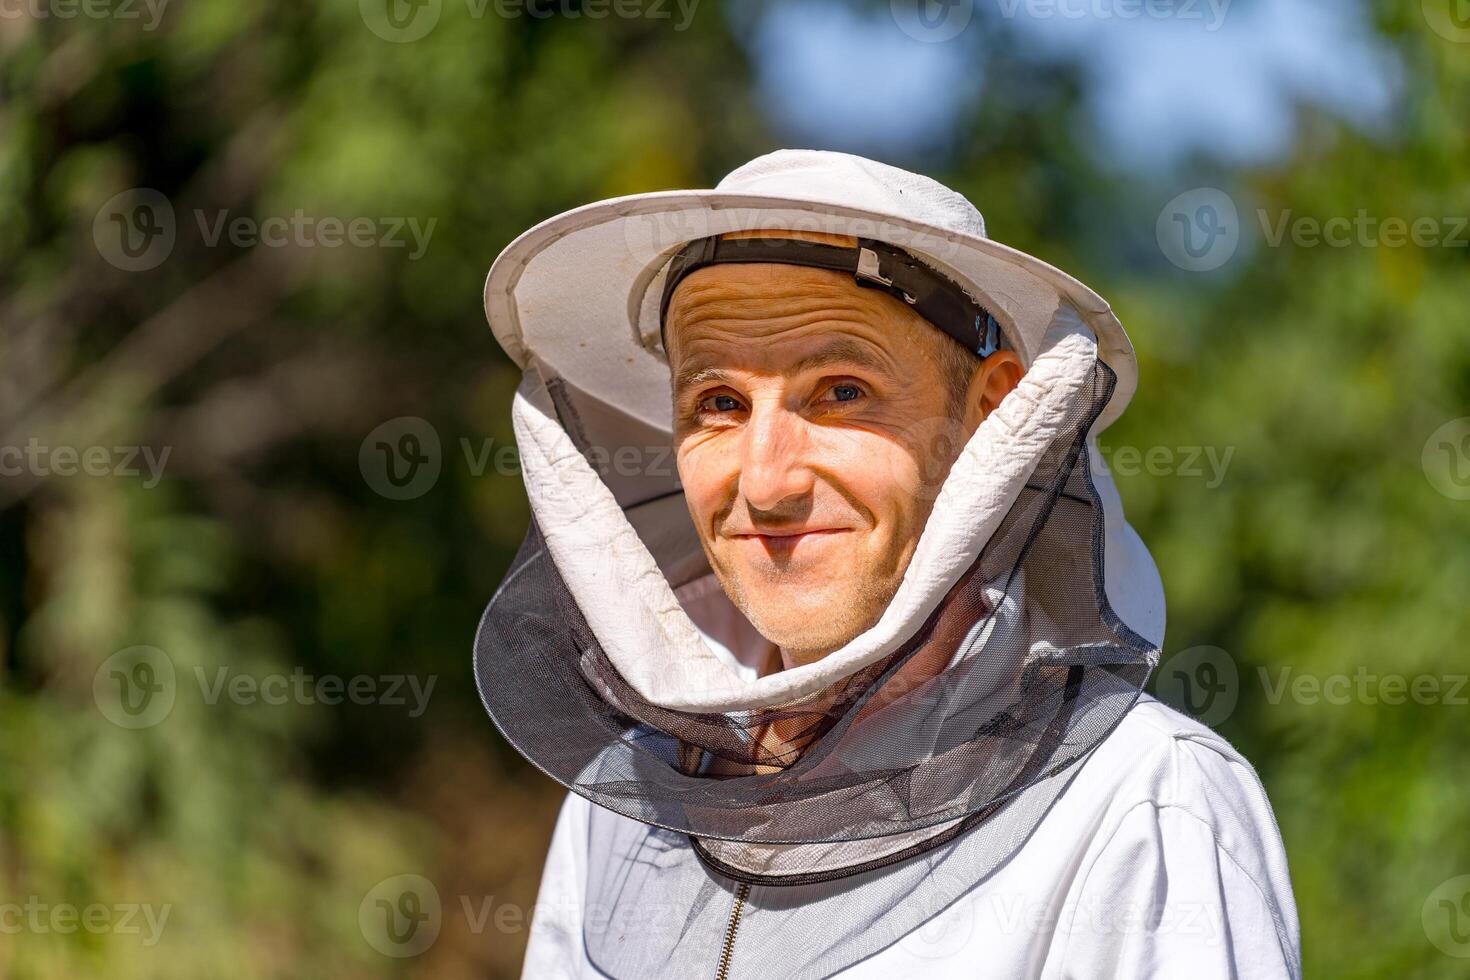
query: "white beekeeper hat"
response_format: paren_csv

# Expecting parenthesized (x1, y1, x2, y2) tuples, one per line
(483, 148, 1139, 434)
(472, 149, 1165, 893)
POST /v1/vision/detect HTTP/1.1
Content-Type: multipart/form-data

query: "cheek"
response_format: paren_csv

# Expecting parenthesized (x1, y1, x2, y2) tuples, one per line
(889, 413, 972, 497)
(675, 439, 735, 527)
(810, 429, 924, 528)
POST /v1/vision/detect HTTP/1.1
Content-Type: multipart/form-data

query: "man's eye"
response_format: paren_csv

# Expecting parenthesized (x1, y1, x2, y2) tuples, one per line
(699, 393, 743, 413)
(824, 383, 864, 403)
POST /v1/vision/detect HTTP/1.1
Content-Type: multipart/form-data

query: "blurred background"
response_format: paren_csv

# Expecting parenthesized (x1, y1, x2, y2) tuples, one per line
(1, 0, 1467, 976)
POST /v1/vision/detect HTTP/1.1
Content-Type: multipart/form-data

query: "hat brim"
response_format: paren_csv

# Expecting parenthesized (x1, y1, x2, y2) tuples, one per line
(484, 190, 1137, 432)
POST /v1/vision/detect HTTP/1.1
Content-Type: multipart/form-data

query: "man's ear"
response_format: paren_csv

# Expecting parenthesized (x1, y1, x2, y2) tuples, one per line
(962, 351, 1024, 431)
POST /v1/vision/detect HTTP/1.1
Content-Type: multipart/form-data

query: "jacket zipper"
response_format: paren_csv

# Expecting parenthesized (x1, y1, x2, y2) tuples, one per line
(714, 880, 751, 980)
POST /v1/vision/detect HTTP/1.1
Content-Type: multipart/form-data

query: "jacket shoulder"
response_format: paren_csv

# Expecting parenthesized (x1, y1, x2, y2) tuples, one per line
(1072, 694, 1300, 962)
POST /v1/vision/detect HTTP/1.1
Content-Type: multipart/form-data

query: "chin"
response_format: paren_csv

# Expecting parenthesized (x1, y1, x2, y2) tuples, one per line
(737, 577, 881, 658)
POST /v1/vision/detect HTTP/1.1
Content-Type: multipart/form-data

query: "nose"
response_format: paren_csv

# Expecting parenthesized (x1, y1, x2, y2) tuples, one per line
(737, 401, 815, 515)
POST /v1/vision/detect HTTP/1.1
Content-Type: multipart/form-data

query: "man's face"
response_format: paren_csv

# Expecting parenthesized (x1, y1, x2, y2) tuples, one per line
(667, 231, 1021, 667)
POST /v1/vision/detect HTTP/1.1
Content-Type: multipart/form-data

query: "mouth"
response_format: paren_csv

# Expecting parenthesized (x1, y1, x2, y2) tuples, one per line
(732, 528, 850, 555)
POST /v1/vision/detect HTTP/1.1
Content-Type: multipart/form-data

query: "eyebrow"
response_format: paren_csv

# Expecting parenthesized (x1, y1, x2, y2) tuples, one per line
(672, 338, 895, 398)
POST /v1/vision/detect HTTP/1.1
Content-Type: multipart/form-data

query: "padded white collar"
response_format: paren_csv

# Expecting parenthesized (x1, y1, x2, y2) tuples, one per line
(512, 304, 1163, 713)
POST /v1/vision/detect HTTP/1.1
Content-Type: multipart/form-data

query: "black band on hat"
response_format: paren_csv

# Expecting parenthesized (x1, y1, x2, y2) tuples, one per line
(657, 235, 1004, 360)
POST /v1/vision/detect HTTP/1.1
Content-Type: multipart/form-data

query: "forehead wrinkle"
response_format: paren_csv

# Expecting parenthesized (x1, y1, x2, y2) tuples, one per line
(788, 337, 896, 377)
(666, 262, 939, 393)
(671, 331, 902, 400)
(667, 263, 880, 326)
(670, 287, 889, 332)
(669, 287, 913, 354)
(674, 304, 897, 345)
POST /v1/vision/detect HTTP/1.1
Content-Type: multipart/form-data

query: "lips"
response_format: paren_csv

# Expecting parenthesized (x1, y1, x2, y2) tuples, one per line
(734, 528, 850, 556)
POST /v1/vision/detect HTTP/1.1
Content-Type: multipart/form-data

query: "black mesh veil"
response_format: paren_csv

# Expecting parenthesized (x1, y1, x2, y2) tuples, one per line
(473, 354, 1158, 889)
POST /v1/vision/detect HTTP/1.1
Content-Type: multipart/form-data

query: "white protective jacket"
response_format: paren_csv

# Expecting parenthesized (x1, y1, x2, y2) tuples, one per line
(471, 149, 1302, 979)
(523, 694, 1300, 978)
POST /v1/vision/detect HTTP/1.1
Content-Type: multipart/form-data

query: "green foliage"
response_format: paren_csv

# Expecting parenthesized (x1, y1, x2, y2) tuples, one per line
(1, 1, 1465, 976)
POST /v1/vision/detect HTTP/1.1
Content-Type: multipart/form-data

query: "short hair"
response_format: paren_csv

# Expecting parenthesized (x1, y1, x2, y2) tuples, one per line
(935, 335, 980, 418)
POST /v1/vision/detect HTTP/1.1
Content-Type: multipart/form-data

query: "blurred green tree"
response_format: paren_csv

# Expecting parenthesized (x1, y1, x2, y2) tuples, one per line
(1, 1, 1466, 977)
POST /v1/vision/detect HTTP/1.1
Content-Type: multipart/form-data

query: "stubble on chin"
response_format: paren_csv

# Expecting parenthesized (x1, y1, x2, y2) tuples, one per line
(721, 561, 902, 667)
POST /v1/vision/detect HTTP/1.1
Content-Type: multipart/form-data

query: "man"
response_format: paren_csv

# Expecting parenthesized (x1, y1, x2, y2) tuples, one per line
(474, 149, 1300, 978)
